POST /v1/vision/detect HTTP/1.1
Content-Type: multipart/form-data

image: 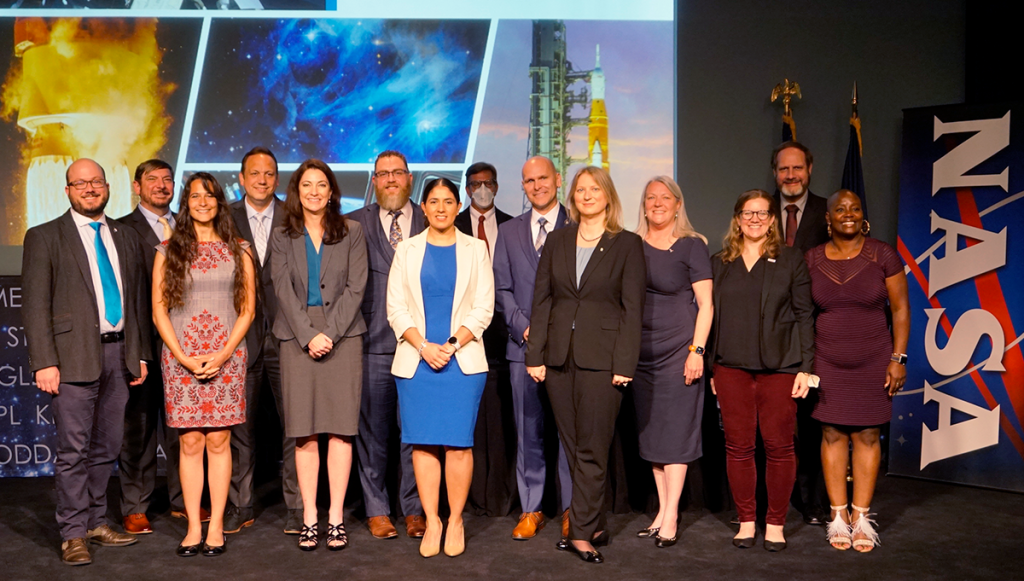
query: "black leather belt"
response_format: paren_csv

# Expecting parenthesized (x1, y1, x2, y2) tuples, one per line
(100, 331, 125, 343)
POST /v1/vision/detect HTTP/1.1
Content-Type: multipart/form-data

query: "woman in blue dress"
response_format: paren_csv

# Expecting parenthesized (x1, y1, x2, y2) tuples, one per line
(386, 178, 494, 558)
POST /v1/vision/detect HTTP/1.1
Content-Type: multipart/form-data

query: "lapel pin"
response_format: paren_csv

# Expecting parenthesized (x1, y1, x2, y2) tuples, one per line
(767, 258, 776, 263)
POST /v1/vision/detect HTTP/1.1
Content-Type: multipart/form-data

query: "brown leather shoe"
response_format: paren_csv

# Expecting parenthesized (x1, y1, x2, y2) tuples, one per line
(123, 513, 153, 535)
(86, 524, 138, 547)
(367, 516, 398, 539)
(170, 507, 212, 523)
(405, 515, 426, 538)
(512, 511, 545, 540)
(61, 538, 92, 566)
(561, 509, 569, 538)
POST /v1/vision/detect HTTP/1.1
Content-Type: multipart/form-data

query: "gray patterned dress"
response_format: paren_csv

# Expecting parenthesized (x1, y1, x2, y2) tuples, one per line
(159, 240, 248, 428)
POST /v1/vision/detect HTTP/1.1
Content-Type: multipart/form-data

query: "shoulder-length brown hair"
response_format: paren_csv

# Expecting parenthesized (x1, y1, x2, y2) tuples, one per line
(718, 189, 782, 263)
(163, 172, 248, 314)
(566, 166, 623, 234)
(281, 159, 348, 243)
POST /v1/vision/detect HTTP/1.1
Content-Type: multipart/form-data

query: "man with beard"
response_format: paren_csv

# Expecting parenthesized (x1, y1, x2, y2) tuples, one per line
(23, 158, 151, 565)
(116, 160, 191, 534)
(346, 150, 427, 540)
(771, 141, 829, 527)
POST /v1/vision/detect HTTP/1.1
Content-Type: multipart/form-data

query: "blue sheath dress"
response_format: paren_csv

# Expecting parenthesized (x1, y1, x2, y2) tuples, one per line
(397, 243, 486, 447)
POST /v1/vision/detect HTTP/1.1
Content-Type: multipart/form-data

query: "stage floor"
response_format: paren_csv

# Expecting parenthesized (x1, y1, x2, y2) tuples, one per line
(0, 474, 1020, 581)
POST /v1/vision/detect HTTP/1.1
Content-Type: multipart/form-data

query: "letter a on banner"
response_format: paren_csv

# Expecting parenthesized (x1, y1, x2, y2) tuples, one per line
(921, 382, 1001, 469)
(928, 212, 1006, 297)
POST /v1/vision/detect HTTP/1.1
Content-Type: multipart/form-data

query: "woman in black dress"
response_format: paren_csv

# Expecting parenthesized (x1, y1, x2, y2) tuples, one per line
(631, 176, 712, 548)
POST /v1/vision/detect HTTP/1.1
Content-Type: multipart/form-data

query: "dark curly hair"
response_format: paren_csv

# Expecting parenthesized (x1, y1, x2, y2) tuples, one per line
(162, 172, 249, 314)
(281, 158, 348, 243)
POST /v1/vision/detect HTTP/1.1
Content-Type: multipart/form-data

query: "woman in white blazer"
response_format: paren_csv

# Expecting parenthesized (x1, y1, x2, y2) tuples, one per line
(386, 177, 493, 558)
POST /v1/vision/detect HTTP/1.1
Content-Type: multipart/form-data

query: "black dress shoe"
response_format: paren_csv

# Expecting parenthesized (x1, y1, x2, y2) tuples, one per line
(732, 536, 755, 549)
(201, 541, 226, 556)
(565, 542, 604, 564)
(556, 537, 571, 551)
(803, 510, 826, 526)
(763, 540, 787, 552)
(654, 533, 678, 548)
(176, 540, 202, 557)
(636, 527, 660, 538)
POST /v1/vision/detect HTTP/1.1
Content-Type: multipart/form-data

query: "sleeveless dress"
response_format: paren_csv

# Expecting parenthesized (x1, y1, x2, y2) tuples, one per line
(396, 242, 486, 447)
(159, 240, 248, 428)
(806, 237, 903, 426)
(632, 237, 712, 463)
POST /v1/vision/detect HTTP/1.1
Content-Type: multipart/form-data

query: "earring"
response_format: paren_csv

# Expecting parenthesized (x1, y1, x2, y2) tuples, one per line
(827, 223, 833, 237)
(861, 220, 871, 235)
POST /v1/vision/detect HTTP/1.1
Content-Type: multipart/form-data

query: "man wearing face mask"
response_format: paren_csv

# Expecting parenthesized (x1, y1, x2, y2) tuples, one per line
(453, 162, 515, 516)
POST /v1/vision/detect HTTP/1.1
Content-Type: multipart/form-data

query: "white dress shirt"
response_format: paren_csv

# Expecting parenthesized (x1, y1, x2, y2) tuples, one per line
(245, 198, 275, 265)
(378, 199, 414, 241)
(70, 210, 124, 333)
(530, 204, 561, 244)
(469, 205, 498, 252)
(780, 192, 809, 241)
(137, 203, 175, 243)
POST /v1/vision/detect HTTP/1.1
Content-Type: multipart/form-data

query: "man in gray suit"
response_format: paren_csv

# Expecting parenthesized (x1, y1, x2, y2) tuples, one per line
(23, 158, 151, 565)
(346, 150, 426, 540)
(225, 146, 302, 535)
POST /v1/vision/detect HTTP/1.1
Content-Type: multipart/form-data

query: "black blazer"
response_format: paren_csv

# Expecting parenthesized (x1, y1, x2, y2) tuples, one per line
(707, 246, 815, 375)
(116, 206, 163, 360)
(454, 205, 513, 364)
(525, 226, 646, 377)
(230, 197, 287, 366)
(774, 191, 830, 253)
(22, 211, 151, 382)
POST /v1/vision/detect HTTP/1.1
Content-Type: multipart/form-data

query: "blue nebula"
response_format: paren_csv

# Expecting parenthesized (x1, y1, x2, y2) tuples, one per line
(190, 19, 489, 164)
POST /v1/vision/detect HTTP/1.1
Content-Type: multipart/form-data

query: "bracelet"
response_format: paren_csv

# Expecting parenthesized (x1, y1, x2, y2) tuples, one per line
(688, 345, 705, 355)
(417, 341, 428, 358)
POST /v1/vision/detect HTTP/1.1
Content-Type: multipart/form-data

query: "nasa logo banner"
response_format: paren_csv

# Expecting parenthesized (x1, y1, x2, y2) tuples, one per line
(0, 276, 57, 477)
(890, 103, 1024, 492)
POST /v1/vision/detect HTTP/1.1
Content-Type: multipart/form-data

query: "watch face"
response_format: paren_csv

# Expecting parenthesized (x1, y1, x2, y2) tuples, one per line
(448, 337, 457, 344)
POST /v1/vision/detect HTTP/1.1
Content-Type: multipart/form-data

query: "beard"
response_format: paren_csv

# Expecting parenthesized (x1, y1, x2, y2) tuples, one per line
(69, 193, 109, 218)
(778, 181, 808, 200)
(376, 187, 410, 212)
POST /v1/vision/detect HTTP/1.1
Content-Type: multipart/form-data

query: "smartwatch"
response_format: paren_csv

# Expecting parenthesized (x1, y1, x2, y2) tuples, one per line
(891, 353, 908, 365)
(448, 336, 462, 351)
(688, 345, 705, 355)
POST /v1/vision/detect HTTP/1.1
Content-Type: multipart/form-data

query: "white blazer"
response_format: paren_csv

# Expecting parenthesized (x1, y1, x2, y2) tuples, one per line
(387, 229, 494, 379)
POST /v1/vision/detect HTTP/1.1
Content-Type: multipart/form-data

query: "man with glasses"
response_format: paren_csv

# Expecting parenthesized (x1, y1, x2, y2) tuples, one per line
(346, 150, 427, 540)
(23, 158, 151, 565)
(491, 156, 573, 540)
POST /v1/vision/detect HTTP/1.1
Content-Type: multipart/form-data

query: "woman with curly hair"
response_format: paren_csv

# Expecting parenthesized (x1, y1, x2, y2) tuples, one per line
(153, 172, 256, 557)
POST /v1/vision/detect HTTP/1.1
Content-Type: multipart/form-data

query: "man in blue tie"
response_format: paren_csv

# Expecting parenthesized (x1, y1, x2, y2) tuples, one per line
(23, 158, 152, 566)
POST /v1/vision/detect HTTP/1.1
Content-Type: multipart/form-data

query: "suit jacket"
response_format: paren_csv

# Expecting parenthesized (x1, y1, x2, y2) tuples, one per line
(707, 246, 815, 375)
(774, 190, 830, 253)
(524, 226, 646, 377)
(116, 206, 163, 360)
(386, 230, 494, 379)
(229, 198, 287, 366)
(22, 211, 151, 382)
(346, 202, 426, 354)
(492, 205, 570, 362)
(453, 205, 512, 364)
(270, 221, 368, 347)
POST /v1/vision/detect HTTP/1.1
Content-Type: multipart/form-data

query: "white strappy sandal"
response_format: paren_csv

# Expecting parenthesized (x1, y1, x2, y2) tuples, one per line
(850, 504, 880, 552)
(826, 504, 852, 550)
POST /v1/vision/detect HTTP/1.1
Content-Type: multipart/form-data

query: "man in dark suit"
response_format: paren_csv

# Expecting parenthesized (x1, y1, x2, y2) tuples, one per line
(491, 156, 572, 540)
(224, 146, 302, 535)
(452, 162, 515, 518)
(116, 159, 188, 535)
(23, 158, 151, 565)
(346, 150, 426, 540)
(771, 141, 829, 526)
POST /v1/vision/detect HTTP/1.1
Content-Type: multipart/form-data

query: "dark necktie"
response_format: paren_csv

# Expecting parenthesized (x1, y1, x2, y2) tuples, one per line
(785, 204, 799, 247)
(389, 210, 403, 249)
(478, 214, 489, 254)
(535, 217, 548, 256)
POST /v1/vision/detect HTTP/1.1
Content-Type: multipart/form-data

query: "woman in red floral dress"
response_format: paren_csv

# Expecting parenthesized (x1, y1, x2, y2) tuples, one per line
(153, 172, 256, 557)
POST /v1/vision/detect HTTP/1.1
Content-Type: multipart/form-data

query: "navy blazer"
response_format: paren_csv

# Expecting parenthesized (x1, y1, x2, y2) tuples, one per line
(492, 205, 569, 362)
(345, 202, 426, 354)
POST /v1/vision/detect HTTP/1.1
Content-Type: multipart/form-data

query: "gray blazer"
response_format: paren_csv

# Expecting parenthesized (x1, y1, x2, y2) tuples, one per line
(116, 206, 163, 360)
(22, 211, 151, 382)
(270, 221, 368, 348)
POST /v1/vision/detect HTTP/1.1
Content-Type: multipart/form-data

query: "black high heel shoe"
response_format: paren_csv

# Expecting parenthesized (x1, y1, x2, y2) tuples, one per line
(326, 523, 348, 552)
(654, 533, 678, 548)
(636, 527, 660, 538)
(298, 523, 319, 551)
(176, 539, 202, 557)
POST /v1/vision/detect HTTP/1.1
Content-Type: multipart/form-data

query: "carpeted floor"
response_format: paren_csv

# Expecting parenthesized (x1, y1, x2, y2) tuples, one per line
(1, 475, 1020, 581)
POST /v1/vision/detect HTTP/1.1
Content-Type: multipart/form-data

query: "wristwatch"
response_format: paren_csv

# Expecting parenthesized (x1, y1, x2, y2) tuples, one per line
(448, 336, 462, 351)
(688, 345, 705, 355)
(417, 341, 428, 358)
(891, 353, 908, 365)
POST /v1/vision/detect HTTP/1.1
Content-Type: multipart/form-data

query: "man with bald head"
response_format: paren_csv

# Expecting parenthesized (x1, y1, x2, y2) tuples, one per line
(23, 159, 151, 565)
(491, 156, 572, 539)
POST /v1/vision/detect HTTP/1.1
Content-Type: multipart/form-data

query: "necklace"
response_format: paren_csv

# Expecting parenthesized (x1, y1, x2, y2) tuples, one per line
(579, 229, 604, 242)
(829, 239, 863, 260)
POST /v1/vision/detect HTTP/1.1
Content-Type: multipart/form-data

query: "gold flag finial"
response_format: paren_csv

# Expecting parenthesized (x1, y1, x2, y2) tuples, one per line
(771, 78, 802, 117)
(851, 81, 859, 118)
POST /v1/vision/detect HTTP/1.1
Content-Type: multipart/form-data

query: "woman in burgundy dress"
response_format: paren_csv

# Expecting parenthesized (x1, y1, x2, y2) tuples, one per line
(806, 190, 909, 552)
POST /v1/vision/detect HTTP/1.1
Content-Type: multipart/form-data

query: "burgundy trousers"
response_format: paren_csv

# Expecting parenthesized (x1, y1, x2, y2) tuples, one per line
(713, 365, 797, 526)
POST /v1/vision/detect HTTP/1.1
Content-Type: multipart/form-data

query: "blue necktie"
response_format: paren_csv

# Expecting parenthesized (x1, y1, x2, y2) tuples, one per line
(89, 222, 122, 326)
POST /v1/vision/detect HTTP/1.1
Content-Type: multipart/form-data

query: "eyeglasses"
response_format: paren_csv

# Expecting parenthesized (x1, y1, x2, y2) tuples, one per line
(468, 179, 497, 190)
(739, 210, 771, 220)
(68, 179, 107, 190)
(373, 169, 409, 179)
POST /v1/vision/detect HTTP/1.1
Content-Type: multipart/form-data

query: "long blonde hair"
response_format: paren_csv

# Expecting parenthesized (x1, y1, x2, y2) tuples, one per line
(566, 166, 623, 234)
(634, 176, 707, 243)
(719, 189, 782, 263)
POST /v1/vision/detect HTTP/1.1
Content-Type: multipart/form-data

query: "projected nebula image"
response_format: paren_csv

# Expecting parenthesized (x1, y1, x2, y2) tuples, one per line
(189, 19, 489, 164)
